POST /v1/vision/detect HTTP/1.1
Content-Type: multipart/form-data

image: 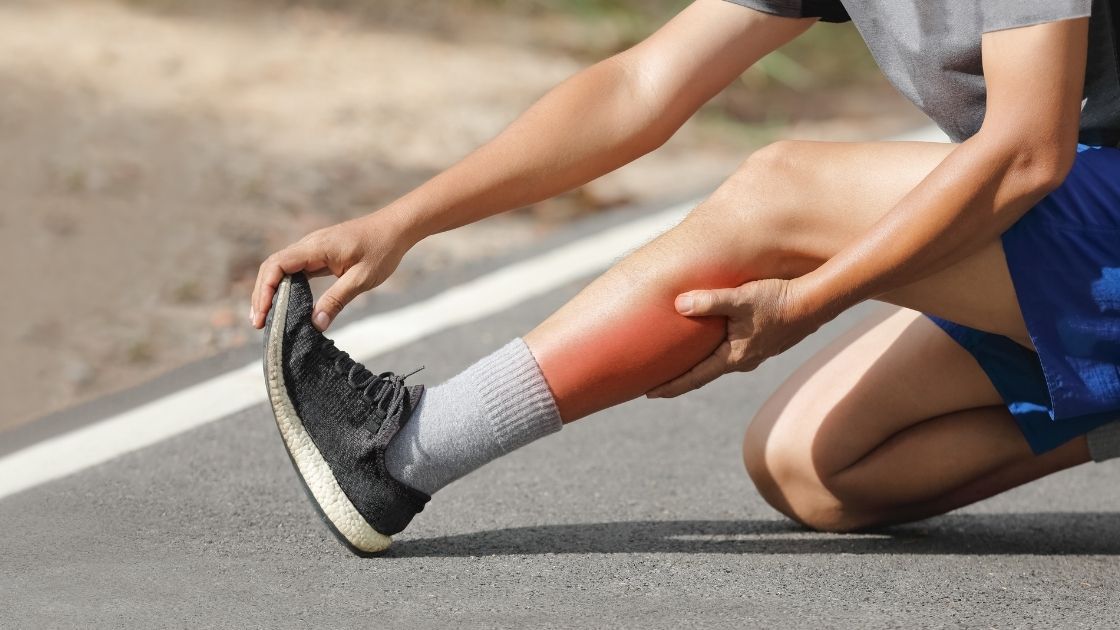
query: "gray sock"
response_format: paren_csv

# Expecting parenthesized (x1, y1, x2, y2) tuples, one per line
(384, 338, 563, 494)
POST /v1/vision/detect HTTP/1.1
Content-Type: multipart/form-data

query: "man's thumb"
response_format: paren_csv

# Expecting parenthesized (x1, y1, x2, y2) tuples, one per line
(313, 268, 367, 331)
(675, 289, 734, 316)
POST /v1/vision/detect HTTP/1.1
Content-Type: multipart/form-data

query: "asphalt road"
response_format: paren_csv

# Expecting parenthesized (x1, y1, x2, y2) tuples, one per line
(3, 211, 1119, 628)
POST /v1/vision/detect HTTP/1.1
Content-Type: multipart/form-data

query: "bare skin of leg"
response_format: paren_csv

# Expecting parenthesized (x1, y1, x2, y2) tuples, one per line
(744, 306, 1089, 531)
(521, 138, 1088, 528)
(525, 139, 1029, 421)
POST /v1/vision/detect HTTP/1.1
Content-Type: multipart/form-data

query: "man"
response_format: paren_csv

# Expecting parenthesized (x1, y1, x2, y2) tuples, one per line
(250, 0, 1120, 554)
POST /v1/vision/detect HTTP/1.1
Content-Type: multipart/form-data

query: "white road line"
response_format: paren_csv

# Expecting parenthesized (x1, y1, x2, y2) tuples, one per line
(0, 203, 691, 500)
(0, 126, 949, 501)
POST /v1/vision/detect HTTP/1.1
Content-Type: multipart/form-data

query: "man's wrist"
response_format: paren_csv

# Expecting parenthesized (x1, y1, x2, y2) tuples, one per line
(794, 268, 859, 323)
(376, 201, 432, 248)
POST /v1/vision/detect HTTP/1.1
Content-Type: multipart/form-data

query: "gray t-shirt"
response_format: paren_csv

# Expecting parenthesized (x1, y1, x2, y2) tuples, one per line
(726, 0, 1120, 147)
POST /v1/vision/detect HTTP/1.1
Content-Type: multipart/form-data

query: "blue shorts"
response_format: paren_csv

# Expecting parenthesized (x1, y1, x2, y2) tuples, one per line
(927, 143, 1120, 455)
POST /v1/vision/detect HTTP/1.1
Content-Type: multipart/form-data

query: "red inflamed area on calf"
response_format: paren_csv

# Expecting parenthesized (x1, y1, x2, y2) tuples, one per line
(530, 292, 729, 423)
(522, 214, 751, 423)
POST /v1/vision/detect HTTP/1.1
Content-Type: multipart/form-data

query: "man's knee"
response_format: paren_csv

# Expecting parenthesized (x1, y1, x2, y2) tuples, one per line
(687, 140, 811, 246)
(742, 408, 880, 533)
(729, 139, 809, 196)
(741, 139, 806, 176)
(670, 143, 808, 282)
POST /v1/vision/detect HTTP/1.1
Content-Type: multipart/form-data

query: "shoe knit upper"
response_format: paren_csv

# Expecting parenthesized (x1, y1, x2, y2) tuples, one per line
(276, 273, 429, 536)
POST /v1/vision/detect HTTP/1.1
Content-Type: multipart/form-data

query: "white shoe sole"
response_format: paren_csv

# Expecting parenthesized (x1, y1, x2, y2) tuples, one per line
(264, 276, 392, 554)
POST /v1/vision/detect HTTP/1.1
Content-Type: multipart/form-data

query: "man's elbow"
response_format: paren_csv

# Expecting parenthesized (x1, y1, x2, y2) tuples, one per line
(1009, 142, 1076, 196)
(976, 123, 1078, 195)
(1027, 147, 1075, 195)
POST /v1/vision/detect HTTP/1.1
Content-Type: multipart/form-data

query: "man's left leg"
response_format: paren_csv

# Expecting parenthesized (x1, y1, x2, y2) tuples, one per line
(270, 138, 1037, 553)
(388, 138, 1031, 494)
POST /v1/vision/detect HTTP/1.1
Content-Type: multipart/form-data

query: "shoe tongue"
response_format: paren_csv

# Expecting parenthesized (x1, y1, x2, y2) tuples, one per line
(405, 383, 425, 412)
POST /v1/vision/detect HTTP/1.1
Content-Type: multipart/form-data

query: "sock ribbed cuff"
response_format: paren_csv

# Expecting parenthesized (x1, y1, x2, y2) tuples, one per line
(466, 338, 562, 454)
(1087, 420, 1120, 462)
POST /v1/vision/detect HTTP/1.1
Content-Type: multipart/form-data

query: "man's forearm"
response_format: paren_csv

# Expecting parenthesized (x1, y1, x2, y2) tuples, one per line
(381, 55, 683, 244)
(798, 134, 1071, 318)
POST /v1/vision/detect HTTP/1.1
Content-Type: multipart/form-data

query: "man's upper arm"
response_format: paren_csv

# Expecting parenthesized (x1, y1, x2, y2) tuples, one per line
(979, 16, 1090, 179)
(616, 0, 820, 128)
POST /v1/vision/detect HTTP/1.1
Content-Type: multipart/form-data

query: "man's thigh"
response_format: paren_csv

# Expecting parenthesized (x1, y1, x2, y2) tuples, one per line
(747, 306, 1009, 483)
(725, 139, 1030, 346)
(745, 307, 1085, 529)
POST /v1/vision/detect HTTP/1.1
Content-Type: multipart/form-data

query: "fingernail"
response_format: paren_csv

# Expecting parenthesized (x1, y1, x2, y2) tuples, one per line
(249, 307, 256, 325)
(675, 295, 693, 314)
(314, 311, 330, 331)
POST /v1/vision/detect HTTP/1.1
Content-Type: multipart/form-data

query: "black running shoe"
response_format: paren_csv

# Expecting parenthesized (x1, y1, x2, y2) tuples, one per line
(263, 273, 429, 554)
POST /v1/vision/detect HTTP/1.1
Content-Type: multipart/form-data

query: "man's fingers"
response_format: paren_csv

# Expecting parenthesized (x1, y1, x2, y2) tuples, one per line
(251, 245, 314, 329)
(251, 265, 285, 328)
(312, 267, 369, 332)
(645, 343, 733, 399)
(675, 288, 739, 317)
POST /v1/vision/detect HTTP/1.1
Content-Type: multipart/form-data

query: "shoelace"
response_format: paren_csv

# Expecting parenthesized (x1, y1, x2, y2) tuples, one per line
(321, 340, 424, 430)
